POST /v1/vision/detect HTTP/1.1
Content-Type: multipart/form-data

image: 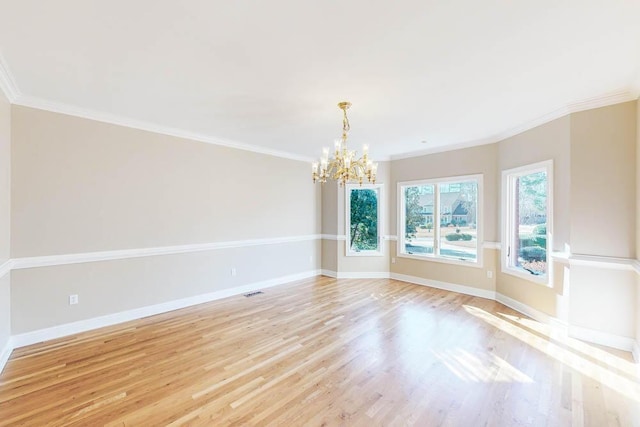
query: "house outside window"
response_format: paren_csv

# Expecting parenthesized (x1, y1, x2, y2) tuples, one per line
(501, 160, 552, 284)
(398, 175, 482, 266)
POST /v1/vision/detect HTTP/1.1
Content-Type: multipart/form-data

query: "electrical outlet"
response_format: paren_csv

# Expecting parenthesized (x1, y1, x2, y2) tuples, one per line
(391, 257, 396, 264)
(69, 294, 79, 305)
(486, 270, 493, 279)
(231, 268, 237, 277)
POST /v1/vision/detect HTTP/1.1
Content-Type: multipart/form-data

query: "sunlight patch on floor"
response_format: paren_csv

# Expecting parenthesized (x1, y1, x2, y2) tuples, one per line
(496, 311, 638, 377)
(432, 347, 533, 383)
(464, 305, 640, 404)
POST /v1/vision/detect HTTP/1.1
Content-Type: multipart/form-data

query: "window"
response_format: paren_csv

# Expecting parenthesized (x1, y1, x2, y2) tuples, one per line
(346, 184, 383, 256)
(398, 175, 481, 265)
(502, 160, 552, 283)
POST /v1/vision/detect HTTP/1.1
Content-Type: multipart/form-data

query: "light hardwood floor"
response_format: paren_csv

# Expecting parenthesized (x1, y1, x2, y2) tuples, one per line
(1, 276, 639, 426)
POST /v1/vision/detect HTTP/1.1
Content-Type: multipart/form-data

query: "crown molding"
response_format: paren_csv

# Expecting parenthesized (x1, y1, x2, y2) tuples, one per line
(2, 50, 637, 163)
(391, 89, 638, 161)
(0, 53, 20, 103)
(12, 95, 314, 163)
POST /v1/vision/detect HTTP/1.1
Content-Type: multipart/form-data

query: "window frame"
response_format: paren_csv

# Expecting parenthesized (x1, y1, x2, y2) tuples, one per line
(501, 160, 553, 285)
(345, 183, 384, 257)
(397, 174, 483, 267)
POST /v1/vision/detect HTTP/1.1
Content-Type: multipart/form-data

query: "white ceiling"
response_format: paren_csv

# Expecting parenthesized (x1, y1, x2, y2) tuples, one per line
(0, 0, 639, 161)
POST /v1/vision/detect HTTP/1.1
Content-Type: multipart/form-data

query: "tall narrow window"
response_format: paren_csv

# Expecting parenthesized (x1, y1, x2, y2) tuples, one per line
(398, 175, 481, 265)
(438, 180, 478, 261)
(502, 161, 552, 283)
(346, 184, 383, 256)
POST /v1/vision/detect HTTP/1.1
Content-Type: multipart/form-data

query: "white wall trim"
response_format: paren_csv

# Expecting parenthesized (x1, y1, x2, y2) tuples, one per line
(390, 90, 637, 160)
(568, 254, 637, 271)
(320, 269, 338, 278)
(495, 292, 551, 324)
(320, 234, 347, 241)
(550, 251, 571, 264)
(391, 273, 495, 300)
(0, 53, 20, 102)
(495, 292, 636, 354)
(5, 270, 639, 363)
(482, 241, 501, 250)
(319, 270, 389, 279)
(13, 95, 313, 162)
(631, 259, 640, 275)
(1, 54, 634, 165)
(568, 325, 636, 353)
(321, 234, 398, 242)
(11, 234, 322, 270)
(336, 271, 390, 279)
(0, 260, 12, 280)
(0, 337, 13, 374)
(11, 269, 320, 348)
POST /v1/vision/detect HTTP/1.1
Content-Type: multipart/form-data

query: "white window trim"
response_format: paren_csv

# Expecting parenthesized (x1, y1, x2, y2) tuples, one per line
(501, 160, 553, 286)
(397, 174, 483, 268)
(345, 183, 384, 257)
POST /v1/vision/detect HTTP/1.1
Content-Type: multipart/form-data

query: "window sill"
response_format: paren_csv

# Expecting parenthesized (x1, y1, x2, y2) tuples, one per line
(346, 251, 385, 257)
(397, 252, 482, 268)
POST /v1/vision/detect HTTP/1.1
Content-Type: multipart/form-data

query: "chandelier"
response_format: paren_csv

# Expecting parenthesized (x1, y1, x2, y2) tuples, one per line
(312, 101, 378, 186)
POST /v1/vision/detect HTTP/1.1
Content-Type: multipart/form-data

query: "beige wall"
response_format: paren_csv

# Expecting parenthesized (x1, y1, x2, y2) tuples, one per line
(12, 240, 317, 333)
(320, 162, 390, 274)
(0, 92, 9, 263)
(496, 115, 571, 317)
(570, 102, 636, 258)
(637, 97, 640, 348)
(4, 98, 640, 349)
(391, 245, 497, 291)
(567, 102, 637, 339)
(11, 106, 319, 257)
(0, 90, 10, 353)
(10, 106, 321, 333)
(390, 144, 498, 240)
(498, 115, 571, 251)
(569, 266, 636, 338)
(637, 98, 640, 260)
(389, 144, 498, 291)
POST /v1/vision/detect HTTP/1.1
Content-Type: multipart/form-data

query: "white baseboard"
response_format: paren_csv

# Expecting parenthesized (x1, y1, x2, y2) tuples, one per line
(495, 293, 635, 354)
(11, 270, 320, 349)
(5, 269, 639, 365)
(494, 293, 551, 324)
(0, 337, 13, 374)
(390, 273, 496, 300)
(320, 270, 389, 279)
(568, 325, 636, 353)
(388, 281, 635, 356)
(320, 269, 337, 278)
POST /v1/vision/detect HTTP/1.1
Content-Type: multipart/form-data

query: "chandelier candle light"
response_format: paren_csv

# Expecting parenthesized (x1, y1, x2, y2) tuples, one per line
(312, 101, 378, 186)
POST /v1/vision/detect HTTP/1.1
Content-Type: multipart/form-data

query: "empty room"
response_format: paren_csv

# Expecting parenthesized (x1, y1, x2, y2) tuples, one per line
(1, 1, 639, 426)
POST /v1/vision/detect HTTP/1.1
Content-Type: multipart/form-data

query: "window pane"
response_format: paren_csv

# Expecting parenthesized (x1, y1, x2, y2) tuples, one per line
(403, 185, 434, 256)
(513, 171, 547, 275)
(438, 181, 478, 260)
(349, 188, 379, 252)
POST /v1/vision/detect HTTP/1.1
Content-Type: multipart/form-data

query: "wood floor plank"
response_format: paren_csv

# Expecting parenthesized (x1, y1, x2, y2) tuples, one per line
(1, 276, 639, 426)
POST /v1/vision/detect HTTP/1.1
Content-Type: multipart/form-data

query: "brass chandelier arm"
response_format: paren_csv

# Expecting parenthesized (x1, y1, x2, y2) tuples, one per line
(312, 101, 378, 186)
